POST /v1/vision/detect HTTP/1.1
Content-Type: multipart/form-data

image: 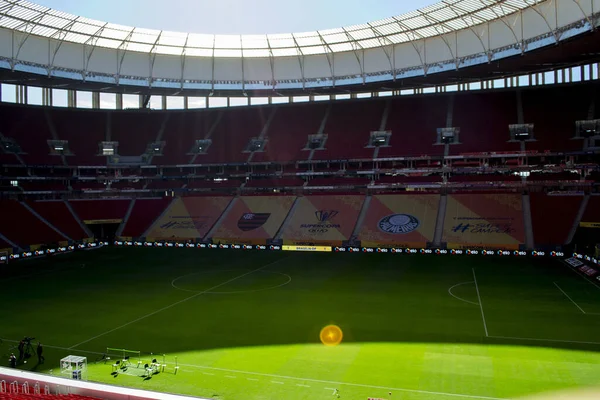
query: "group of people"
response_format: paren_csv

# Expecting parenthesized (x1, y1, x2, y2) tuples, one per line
(8, 339, 44, 368)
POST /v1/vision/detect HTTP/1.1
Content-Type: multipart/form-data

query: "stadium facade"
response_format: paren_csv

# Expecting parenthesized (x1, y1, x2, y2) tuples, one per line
(0, 0, 597, 100)
(1, 1, 600, 399)
(0, 0, 598, 254)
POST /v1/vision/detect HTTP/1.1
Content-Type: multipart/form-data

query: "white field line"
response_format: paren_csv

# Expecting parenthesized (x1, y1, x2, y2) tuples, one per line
(489, 335, 600, 346)
(562, 261, 600, 291)
(171, 269, 292, 295)
(247, 378, 259, 381)
(177, 362, 506, 400)
(472, 269, 489, 337)
(68, 256, 292, 349)
(296, 384, 310, 387)
(271, 381, 284, 384)
(448, 281, 479, 306)
(0, 338, 507, 400)
(554, 282, 586, 314)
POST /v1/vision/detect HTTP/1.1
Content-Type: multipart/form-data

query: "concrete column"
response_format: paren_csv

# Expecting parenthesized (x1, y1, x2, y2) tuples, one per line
(92, 92, 100, 109)
(68, 90, 77, 108)
(116, 93, 123, 110)
(183, 96, 188, 110)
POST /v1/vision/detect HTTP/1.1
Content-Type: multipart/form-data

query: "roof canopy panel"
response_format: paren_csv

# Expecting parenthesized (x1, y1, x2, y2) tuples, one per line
(0, 0, 537, 56)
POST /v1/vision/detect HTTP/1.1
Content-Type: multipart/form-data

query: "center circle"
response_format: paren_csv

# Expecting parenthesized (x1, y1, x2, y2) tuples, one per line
(171, 269, 292, 294)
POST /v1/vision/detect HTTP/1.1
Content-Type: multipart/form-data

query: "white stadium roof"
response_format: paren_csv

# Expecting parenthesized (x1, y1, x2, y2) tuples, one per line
(0, 0, 537, 56)
(0, 0, 596, 93)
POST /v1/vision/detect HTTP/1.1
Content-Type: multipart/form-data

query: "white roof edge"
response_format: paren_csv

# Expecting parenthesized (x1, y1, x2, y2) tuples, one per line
(0, 0, 537, 56)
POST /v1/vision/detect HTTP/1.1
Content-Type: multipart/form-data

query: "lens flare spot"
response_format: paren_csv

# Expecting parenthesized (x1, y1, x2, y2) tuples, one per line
(320, 324, 343, 346)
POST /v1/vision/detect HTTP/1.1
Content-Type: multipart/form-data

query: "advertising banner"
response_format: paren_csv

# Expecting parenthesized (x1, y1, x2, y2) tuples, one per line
(146, 197, 231, 240)
(281, 195, 364, 246)
(443, 193, 525, 250)
(358, 194, 438, 248)
(212, 196, 295, 244)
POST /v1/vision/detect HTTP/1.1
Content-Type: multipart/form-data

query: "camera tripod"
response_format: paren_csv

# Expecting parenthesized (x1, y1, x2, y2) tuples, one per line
(20, 340, 35, 360)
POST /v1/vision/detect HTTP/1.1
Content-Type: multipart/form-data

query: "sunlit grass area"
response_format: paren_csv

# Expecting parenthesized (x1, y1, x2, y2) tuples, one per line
(2, 247, 600, 400)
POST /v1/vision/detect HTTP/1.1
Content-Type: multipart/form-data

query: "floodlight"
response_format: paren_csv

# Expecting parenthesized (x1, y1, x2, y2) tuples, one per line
(509, 124, 534, 141)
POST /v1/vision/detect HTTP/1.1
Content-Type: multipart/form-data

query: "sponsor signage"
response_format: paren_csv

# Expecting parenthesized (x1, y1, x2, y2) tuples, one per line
(83, 219, 123, 225)
(450, 221, 515, 234)
(159, 216, 209, 230)
(237, 213, 270, 231)
(300, 210, 341, 234)
(580, 222, 600, 228)
(282, 245, 332, 252)
(378, 214, 420, 234)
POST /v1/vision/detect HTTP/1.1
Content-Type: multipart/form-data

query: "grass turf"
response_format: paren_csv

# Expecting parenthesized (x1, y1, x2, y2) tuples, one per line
(2, 247, 600, 400)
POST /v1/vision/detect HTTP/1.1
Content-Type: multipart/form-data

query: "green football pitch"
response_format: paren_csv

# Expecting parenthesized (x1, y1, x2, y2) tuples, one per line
(2, 247, 600, 400)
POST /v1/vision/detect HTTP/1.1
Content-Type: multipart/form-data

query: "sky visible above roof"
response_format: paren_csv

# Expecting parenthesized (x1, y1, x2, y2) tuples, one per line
(31, 0, 439, 35)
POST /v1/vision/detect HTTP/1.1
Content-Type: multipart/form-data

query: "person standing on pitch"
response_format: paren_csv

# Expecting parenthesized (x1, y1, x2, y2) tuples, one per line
(37, 342, 44, 364)
(9, 353, 17, 368)
(17, 339, 24, 361)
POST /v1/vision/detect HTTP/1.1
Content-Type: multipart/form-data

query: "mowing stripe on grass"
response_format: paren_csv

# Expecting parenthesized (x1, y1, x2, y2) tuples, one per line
(68, 256, 293, 349)
(448, 281, 479, 306)
(472, 269, 489, 337)
(0, 338, 507, 400)
(554, 282, 586, 314)
(488, 335, 600, 346)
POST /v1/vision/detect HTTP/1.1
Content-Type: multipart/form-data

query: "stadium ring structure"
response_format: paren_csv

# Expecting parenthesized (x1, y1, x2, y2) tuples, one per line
(0, 0, 598, 103)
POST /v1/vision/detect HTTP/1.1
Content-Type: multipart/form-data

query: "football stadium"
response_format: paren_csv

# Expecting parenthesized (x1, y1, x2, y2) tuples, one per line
(1, 0, 600, 399)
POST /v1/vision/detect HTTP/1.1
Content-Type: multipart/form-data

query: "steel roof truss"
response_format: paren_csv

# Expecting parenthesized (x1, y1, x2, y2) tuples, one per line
(48, 16, 78, 75)
(83, 22, 108, 80)
(116, 27, 135, 81)
(483, 0, 521, 51)
(571, 0, 594, 29)
(443, 0, 489, 56)
(291, 34, 306, 89)
(266, 36, 276, 90)
(0, 1, 18, 25)
(342, 27, 365, 82)
(12, 5, 50, 62)
(418, 10, 458, 68)
(149, 30, 162, 85)
(392, 18, 427, 74)
(368, 23, 394, 77)
(180, 33, 188, 90)
(523, 0, 559, 43)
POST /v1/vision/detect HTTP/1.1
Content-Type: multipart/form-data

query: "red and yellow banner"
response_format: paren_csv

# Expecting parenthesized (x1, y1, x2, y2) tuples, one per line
(358, 194, 438, 248)
(146, 197, 231, 240)
(443, 193, 525, 249)
(212, 196, 295, 244)
(281, 195, 363, 246)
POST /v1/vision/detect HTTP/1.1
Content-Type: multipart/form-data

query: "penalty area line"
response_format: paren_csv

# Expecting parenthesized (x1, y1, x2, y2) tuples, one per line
(67, 256, 293, 349)
(554, 282, 586, 314)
